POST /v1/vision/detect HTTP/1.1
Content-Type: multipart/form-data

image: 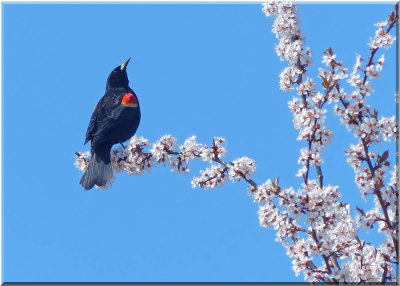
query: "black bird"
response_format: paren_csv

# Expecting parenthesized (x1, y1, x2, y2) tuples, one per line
(80, 58, 141, 190)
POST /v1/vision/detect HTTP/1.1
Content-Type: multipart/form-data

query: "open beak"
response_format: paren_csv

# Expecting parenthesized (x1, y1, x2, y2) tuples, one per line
(120, 58, 131, 70)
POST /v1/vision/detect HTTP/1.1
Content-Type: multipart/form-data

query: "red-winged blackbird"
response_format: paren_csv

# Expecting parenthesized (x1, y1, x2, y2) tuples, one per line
(80, 58, 141, 190)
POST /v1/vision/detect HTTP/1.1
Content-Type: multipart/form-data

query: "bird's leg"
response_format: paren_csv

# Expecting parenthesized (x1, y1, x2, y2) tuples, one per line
(120, 143, 126, 149)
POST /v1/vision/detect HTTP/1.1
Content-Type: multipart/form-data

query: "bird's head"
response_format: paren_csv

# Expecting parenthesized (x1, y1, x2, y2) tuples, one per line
(106, 58, 131, 89)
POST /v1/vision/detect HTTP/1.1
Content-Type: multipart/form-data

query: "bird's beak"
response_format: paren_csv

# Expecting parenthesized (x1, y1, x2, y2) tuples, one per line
(120, 58, 131, 70)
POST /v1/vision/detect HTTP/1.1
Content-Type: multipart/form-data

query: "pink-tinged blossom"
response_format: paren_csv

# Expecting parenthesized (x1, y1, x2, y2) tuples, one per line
(318, 126, 333, 145)
(247, 180, 275, 204)
(365, 65, 381, 79)
(271, 5, 300, 39)
(310, 150, 323, 165)
(258, 203, 301, 243)
(318, 67, 332, 84)
(198, 137, 227, 163)
(332, 268, 352, 283)
(352, 54, 362, 73)
(301, 47, 313, 67)
(191, 164, 226, 189)
(110, 146, 126, 173)
(258, 202, 280, 229)
(327, 88, 344, 103)
(150, 134, 177, 163)
(380, 235, 397, 259)
(292, 107, 316, 132)
(171, 136, 202, 174)
(275, 39, 304, 63)
(360, 117, 378, 136)
(310, 91, 323, 103)
(345, 143, 364, 170)
(288, 239, 314, 276)
(213, 137, 227, 158)
(298, 147, 311, 165)
(199, 145, 213, 162)
(228, 157, 256, 181)
(375, 20, 388, 28)
(388, 165, 397, 188)
(380, 186, 397, 220)
(262, 2, 276, 17)
(297, 78, 316, 96)
(378, 115, 397, 141)
(348, 72, 361, 87)
(288, 96, 302, 113)
(280, 66, 302, 91)
(354, 167, 374, 199)
(322, 53, 336, 66)
(277, 187, 302, 221)
(333, 61, 349, 81)
(346, 243, 392, 283)
(296, 165, 307, 178)
(179, 136, 200, 164)
(376, 54, 385, 71)
(74, 151, 90, 172)
(369, 25, 396, 49)
(124, 136, 154, 175)
(358, 207, 385, 232)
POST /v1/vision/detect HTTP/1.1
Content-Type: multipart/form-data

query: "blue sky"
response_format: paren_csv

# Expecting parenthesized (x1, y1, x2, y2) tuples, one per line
(2, 2, 396, 283)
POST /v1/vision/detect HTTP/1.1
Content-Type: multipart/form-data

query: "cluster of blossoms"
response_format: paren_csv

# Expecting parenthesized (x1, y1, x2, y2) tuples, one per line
(253, 179, 361, 282)
(75, 135, 256, 191)
(263, 2, 312, 68)
(262, 1, 398, 283)
(74, 151, 90, 172)
(369, 20, 396, 49)
(333, 50, 397, 146)
(378, 115, 397, 142)
(318, 10, 398, 278)
(263, 2, 335, 189)
(228, 157, 256, 181)
(329, 41, 398, 280)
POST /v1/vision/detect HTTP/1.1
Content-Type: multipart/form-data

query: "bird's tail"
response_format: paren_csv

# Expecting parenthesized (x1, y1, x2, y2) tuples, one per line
(80, 147, 113, 190)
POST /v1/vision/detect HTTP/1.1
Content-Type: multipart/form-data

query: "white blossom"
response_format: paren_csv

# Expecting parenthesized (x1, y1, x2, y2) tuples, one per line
(376, 54, 385, 71)
(388, 165, 397, 188)
(110, 146, 126, 173)
(199, 145, 213, 162)
(378, 115, 397, 141)
(369, 26, 396, 49)
(248, 180, 275, 204)
(322, 53, 336, 66)
(150, 134, 177, 163)
(124, 136, 154, 175)
(348, 72, 361, 87)
(360, 117, 378, 135)
(228, 157, 256, 181)
(74, 151, 90, 171)
(352, 54, 362, 73)
(280, 66, 302, 91)
(191, 164, 226, 189)
(365, 65, 381, 79)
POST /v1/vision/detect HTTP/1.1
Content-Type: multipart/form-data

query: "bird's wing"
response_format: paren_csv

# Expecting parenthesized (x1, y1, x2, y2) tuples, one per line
(84, 91, 122, 144)
(84, 107, 99, 145)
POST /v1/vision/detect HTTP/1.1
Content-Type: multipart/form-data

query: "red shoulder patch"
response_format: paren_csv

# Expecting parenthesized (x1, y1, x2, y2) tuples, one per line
(121, 93, 138, 107)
